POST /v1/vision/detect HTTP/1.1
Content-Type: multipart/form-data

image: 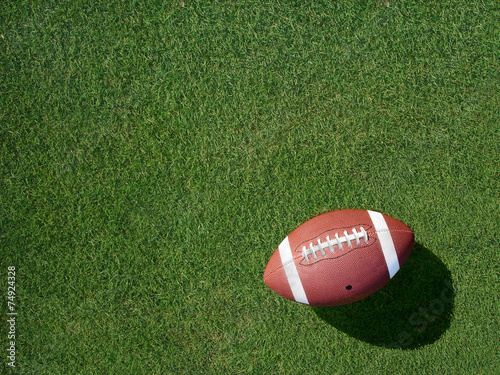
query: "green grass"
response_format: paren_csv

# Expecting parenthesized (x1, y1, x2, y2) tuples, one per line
(1, 0, 499, 373)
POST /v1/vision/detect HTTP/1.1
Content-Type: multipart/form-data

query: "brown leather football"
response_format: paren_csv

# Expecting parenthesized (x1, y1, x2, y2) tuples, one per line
(263, 209, 414, 306)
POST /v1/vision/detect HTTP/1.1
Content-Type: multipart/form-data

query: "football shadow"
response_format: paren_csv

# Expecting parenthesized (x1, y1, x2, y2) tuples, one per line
(311, 243, 455, 349)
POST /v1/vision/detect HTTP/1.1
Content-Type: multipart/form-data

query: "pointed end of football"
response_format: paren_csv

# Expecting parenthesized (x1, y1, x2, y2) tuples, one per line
(263, 248, 294, 302)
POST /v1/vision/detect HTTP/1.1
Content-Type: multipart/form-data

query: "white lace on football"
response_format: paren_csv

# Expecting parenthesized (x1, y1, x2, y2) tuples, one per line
(302, 227, 368, 263)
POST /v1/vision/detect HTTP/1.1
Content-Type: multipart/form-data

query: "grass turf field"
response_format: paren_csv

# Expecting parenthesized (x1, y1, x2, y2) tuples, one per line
(1, 0, 499, 373)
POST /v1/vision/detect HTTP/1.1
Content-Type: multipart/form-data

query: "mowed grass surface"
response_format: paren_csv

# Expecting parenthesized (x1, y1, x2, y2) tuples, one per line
(1, 0, 499, 373)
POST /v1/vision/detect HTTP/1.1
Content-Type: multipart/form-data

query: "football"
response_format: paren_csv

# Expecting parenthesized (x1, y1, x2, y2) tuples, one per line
(263, 209, 414, 306)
